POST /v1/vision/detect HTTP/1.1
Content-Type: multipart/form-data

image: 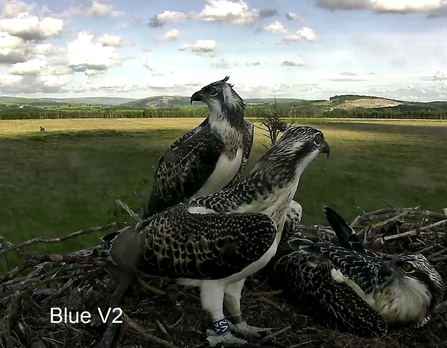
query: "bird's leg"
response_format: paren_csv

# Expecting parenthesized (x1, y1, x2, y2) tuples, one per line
(224, 279, 272, 338)
(200, 281, 247, 347)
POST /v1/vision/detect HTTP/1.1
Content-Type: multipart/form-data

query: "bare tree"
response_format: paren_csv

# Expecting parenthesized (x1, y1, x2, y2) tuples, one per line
(256, 97, 293, 148)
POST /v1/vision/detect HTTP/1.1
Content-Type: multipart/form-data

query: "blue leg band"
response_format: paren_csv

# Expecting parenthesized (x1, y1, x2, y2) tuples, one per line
(212, 318, 230, 336)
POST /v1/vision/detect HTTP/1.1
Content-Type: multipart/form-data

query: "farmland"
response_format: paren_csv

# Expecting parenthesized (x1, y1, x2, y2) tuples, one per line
(1, 117, 446, 275)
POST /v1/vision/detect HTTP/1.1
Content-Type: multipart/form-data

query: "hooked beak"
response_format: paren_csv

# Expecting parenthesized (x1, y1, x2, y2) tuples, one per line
(190, 90, 203, 104)
(320, 140, 330, 158)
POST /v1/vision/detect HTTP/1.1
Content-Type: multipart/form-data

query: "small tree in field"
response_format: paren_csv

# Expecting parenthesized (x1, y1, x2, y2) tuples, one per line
(256, 97, 293, 148)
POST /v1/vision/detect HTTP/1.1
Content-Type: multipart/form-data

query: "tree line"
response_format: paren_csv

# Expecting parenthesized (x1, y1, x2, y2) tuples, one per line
(0, 105, 446, 120)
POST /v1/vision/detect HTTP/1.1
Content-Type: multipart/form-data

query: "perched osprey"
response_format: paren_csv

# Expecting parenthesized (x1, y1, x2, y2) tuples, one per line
(108, 126, 330, 346)
(267, 207, 446, 337)
(142, 76, 254, 219)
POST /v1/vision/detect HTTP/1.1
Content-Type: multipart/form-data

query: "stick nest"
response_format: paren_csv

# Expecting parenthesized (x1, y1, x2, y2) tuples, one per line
(1, 204, 447, 348)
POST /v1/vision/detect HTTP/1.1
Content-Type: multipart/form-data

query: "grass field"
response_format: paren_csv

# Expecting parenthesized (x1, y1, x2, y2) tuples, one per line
(1, 117, 447, 275)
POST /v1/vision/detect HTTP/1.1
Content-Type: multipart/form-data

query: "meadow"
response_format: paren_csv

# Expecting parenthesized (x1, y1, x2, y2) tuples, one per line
(1, 117, 447, 275)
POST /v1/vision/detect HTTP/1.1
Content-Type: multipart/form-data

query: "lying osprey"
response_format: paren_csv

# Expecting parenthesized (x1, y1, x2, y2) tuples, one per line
(142, 76, 254, 219)
(267, 207, 446, 337)
(108, 126, 330, 346)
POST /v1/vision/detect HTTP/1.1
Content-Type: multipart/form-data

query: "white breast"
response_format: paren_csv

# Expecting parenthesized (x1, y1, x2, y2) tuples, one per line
(374, 277, 431, 325)
(190, 148, 243, 199)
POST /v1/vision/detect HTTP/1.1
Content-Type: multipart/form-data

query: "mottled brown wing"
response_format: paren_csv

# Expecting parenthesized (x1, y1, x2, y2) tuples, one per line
(267, 247, 388, 338)
(138, 205, 277, 280)
(142, 123, 223, 219)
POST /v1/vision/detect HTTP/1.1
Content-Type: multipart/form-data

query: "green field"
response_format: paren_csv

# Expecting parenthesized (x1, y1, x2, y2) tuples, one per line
(1, 118, 447, 275)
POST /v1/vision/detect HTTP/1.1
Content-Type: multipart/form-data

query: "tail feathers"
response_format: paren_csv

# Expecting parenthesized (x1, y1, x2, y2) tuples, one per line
(323, 206, 367, 255)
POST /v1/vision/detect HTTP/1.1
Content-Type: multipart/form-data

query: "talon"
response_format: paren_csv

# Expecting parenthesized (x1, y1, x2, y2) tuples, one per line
(228, 321, 272, 338)
(206, 332, 247, 347)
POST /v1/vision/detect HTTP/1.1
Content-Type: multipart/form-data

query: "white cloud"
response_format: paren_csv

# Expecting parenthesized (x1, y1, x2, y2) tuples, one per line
(67, 32, 123, 75)
(0, 32, 28, 63)
(285, 12, 303, 21)
(198, 0, 276, 25)
(0, 74, 70, 94)
(211, 58, 230, 69)
(9, 55, 45, 75)
(2, 0, 35, 18)
(0, 13, 63, 41)
(263, 21, 287, 34)
(72, 79, 138, 93)
(34, 43, 62, 56)
(148, 1, 278, 28)
(163, 29, 181, 42)
(434, 71, 447, 80)
(281, 58, 306, 67)
(40, 74, 70, 88)
(97, 34, 124, 47)
(148, 11, 189, 28)
(0, 73, 22, 86)
(87, 1, 124, 17)
(283, 27, 317, 43)
(178, 39, 218, 56)
(312, 0, 447, 17)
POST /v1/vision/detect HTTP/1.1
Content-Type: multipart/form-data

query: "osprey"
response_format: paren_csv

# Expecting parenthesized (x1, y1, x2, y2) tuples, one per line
(268, 207, 446, 337)
(142, 76, 254, 219)
(108, 126, 330, 346)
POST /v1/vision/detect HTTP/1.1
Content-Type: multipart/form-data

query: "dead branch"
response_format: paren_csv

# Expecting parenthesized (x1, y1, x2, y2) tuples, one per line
(0, 222, 117, 257)
(373, 219, 447, 246)
(123, 312, 179, 348)
(115, 199, 142, 223)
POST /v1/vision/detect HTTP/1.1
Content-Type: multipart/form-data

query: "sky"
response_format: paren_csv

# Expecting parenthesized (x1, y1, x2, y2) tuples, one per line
(0, 0, 447, 102)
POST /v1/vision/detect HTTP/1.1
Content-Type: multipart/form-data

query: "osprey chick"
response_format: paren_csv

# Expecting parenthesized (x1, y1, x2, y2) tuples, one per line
(267, 207, 446, 337)
(142, 76, 254, 219)
(108, 126, 330, 346)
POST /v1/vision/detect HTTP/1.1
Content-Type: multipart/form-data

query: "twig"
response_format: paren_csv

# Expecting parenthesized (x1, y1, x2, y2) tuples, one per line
(156, 319, 173, 342)
(350, 208, 398, 227)
(138, 279, 167, 295)
(363, 207, 417, 239)
(122, 312, 178, 348)
(247, 290, 283, 297)
(115, 199, 142, 223)
(0, 222, 117, 257)
(0, 254, 110, 284)
(0, 236, 33, 260)
(256, 325, 291, 345)
(373, 219, 447, 246)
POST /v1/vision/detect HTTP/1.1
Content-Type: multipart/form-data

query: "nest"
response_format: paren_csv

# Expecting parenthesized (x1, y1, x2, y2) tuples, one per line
(1, 202, 447, 348)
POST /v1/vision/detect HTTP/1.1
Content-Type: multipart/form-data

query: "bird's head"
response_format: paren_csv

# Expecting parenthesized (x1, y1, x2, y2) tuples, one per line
(378, 254, 446, 309)
(254, 126, 330, 182)
(190, 76, 245, 126)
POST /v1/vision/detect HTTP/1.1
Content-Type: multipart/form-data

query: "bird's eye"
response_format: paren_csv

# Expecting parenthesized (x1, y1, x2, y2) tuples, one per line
(313, 133, 323, 146)
(208, 87, 217, 96)
(402, 262, 414, 272)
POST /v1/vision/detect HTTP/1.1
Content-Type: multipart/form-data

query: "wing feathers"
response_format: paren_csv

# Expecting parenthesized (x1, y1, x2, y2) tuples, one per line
(131, 205, 277, 280)
(268, 250, 388, 338)
(143, 126, 224, 219)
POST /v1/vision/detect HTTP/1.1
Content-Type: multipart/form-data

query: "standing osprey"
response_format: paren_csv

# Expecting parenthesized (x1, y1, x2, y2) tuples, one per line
(108, 126, 330, 346)
(142, 76, 254, 219)
(267, 207, 446, 337)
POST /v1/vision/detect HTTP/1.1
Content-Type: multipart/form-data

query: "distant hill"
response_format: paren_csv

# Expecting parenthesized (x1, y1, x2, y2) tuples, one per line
(1, 94, 446, 112)
(0, 96, 137, 106)
(119, 96, 190, 108)
(119, 96, 305, 108)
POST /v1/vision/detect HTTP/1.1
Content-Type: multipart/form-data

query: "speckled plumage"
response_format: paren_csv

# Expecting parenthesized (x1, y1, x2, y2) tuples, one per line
(266, 207, 446, 338)
(268, 242, 388, 337)
(142, 76, 253, 219)
(108, 126, 330, 346)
